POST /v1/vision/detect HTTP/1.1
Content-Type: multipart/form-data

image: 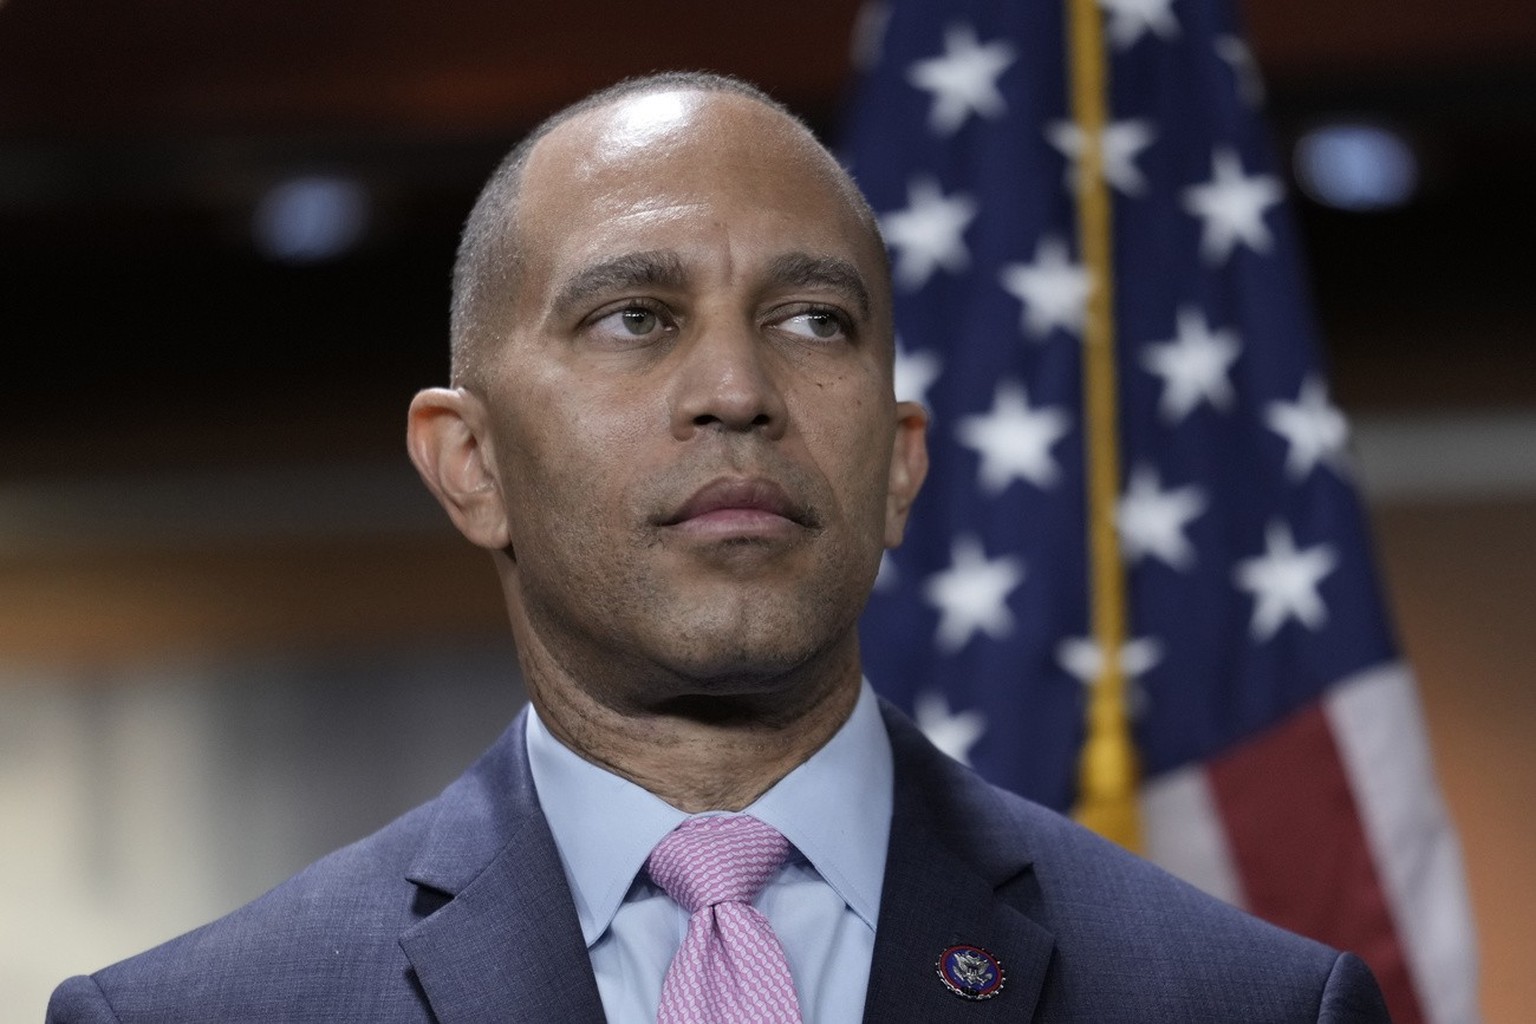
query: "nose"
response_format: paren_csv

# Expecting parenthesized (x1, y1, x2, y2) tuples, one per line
(668, 319, 788, 441)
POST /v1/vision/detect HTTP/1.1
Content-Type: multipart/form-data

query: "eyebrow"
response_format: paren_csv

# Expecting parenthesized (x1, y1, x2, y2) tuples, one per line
(550, 250, 688, 319)
(766, 252, 871, 318)
(548, 248, 873, 321)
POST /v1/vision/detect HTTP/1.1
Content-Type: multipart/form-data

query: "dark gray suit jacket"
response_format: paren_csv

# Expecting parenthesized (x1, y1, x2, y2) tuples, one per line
(48, 702, 1391, 1022)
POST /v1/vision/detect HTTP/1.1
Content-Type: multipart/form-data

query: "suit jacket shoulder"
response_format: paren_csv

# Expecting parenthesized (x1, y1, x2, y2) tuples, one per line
(47, 709, 606, 1024)
(49, 797, 439, 1023)
(865, 701, 1392, 1023)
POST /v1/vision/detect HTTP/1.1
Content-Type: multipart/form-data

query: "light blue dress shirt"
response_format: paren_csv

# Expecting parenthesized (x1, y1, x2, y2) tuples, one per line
(525, 681, 894, 1024)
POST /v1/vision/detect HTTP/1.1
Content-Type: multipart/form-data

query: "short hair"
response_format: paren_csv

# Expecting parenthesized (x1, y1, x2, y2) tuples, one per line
(447, 71, 885, 387)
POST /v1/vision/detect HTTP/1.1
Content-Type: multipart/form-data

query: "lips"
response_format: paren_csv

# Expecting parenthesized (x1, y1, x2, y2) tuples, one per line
(659, 477, 813, 531)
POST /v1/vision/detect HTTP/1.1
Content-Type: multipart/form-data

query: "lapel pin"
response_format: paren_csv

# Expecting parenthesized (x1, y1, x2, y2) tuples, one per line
(936, 943, 1005, 1001)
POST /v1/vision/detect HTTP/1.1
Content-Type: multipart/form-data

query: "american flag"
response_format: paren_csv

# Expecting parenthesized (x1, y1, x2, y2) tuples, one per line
(843, 2, 1478, 1021)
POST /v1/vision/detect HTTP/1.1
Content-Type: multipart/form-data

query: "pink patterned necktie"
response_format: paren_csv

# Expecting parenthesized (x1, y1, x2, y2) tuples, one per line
(646, 815, 804, 1024)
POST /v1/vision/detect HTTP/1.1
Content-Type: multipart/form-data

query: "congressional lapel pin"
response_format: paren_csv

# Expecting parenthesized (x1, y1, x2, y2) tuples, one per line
(935, 944, 1005, 1001)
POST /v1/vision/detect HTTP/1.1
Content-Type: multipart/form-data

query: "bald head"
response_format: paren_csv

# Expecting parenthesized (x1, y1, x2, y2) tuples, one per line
(448, 72, 888, 387)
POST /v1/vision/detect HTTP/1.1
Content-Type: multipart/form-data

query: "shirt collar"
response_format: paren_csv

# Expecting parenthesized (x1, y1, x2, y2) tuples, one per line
(525, 680, 894, 946)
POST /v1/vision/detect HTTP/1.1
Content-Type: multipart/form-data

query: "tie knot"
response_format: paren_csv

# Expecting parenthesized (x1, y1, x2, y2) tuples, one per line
(646, 815, 790, 913)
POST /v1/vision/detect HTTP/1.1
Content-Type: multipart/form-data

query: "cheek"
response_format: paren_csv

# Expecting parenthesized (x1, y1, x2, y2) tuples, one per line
(497, 393, 651, 539)
(804, 394, 895, 530)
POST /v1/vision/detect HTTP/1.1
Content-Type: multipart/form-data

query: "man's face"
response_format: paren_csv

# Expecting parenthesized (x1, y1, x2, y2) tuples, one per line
(470, 90, 925, 710)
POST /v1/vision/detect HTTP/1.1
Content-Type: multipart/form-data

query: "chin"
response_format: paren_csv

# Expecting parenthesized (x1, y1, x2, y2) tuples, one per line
(656, 602, 857, 694)
(663, 641, 811, 691)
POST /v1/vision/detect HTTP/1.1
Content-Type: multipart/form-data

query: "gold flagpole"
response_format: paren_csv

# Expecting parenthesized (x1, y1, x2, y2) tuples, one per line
(1066, 0, 1143, 852)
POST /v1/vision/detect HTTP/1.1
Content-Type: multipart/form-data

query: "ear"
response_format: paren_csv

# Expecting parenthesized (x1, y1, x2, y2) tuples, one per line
(406, 387, 511, 550)
(884, 400, 930, 548)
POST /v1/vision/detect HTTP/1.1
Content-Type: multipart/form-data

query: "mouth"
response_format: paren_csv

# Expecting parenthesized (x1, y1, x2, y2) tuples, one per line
(657, 477, 816, 538)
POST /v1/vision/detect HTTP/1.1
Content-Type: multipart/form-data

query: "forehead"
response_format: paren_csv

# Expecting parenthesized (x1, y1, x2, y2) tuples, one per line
(512, 90, 885, 291)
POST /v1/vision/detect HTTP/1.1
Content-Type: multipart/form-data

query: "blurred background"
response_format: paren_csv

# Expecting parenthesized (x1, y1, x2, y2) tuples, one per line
(0, 0, 1531, 1019)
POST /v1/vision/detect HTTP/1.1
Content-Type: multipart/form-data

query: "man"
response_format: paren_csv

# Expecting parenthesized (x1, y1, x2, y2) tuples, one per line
(48, 73, 1391, 1023)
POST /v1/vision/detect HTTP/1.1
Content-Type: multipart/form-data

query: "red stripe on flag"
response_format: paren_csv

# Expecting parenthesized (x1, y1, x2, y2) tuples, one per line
(1207, 699, 1425, 1024)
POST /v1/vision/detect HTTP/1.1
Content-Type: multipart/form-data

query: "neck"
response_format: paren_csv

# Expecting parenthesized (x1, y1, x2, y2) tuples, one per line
(523, 648, 862, 814)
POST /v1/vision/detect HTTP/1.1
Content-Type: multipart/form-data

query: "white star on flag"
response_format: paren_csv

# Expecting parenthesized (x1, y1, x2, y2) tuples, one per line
(1098, 0, 1181, 49)
(1056, 635, 1164, 718)
(894, 340, 943, 409)
(1181, 147, 1283, 264)
(1234, 521, 1339, 641)
(874, 551, 898, 591)
(957, 382, 1073, 493)
(998, 236, 1093, 339)
(880, 176, 977, 291)
(914, 690, 987, 765)
(906, 23, 1017, 136)
(1265, 376, 1350, 480)
(1046, 119, 1157, 196)
(1140, 305, 1241, 422)
(1116, 464, 1208, 570)
(924, 535, 1026, 653)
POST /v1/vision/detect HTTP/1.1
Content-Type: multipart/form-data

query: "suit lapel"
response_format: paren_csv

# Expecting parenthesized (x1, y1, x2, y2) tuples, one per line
(393, 701, 1057, 1023)
(863, 704, 1056, 1023)
(398, 711, 606, 1024)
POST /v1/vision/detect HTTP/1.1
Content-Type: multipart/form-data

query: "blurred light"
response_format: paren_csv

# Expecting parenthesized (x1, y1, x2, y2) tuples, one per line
(252, 175, 370, 263)
(1293, 123, 1418, 212)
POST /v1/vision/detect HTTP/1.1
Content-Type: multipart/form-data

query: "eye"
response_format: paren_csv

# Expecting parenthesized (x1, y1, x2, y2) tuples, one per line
(777, 307, 852, 342)
(587, 302, 673, 346)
